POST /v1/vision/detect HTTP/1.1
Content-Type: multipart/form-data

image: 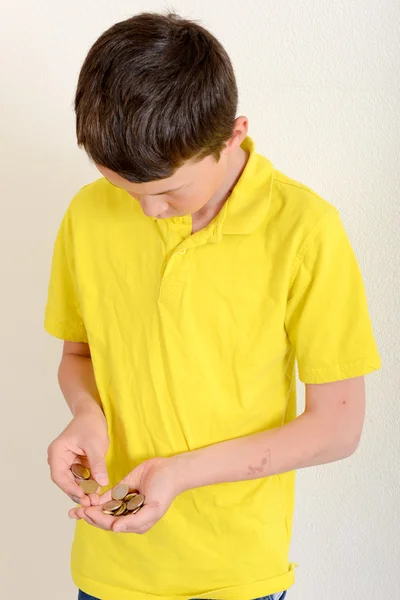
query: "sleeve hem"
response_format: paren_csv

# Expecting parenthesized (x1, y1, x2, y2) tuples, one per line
(299, 355, 381, 384)
(44, 314, 88, 343)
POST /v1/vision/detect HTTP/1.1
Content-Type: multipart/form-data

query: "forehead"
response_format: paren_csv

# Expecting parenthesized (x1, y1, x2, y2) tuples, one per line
(96, 154, 214, 193)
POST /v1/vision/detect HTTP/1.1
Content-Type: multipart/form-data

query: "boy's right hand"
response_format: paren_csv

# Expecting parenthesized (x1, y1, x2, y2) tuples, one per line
(47, 406, 110, 507)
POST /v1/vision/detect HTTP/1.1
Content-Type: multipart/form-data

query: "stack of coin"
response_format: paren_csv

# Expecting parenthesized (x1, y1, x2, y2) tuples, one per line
(71, 463, 99, 495)
(101, 483, 145, 517)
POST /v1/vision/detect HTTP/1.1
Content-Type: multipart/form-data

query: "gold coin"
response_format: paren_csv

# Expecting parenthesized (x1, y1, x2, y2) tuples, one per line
(113, 502, 127, 517)
(71, 463, 91, 480)
(124, 492, 138, 503)
(132, 506, 141, 514)
(112, 483, 130, 500)
(101, 500, 122, 514)
(127, 493, 145, 511)
(79, 479, 99, 495)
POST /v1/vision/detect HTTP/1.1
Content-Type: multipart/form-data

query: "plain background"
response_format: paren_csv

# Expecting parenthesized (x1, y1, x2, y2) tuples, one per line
(1, 1, 399, 598)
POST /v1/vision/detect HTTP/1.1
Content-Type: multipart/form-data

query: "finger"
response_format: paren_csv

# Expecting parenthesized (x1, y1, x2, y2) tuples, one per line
(113, 504, 158, 533)
(75, 506, 88, 519)
(81, 511, 98, 528)
(88, 493, 100, 506)
(50, 463, 91, 506)
(98, 488, 113, 504)
(84, 506, 117, 531)
(68, 458, 94, 506)
(70, 492, 92, 508)
(85, 444, 109, 487)
(73, 492, 91, 507)
(69, 507, 97, 527)
(133, 521, 157, 535)
(68, 482, 91, 507)
(48, 446, 93, 503)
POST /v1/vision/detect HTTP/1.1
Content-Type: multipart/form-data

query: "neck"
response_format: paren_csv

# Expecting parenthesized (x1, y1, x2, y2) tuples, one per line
(191, 146, 249, 233)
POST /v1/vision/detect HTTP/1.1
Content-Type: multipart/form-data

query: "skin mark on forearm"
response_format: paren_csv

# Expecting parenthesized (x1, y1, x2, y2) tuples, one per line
(246, 449, 271, 477)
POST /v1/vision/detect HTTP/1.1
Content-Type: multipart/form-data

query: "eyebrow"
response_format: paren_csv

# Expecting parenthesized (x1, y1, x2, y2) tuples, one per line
(150, 184, 185, 196)
(106, 176, 185, 196)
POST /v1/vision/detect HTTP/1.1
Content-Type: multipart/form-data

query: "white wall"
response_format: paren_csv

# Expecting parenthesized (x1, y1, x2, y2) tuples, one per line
(1, 1, 399, 598)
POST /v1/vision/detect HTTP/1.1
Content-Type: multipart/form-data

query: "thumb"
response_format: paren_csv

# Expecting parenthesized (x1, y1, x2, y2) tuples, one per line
(85, 444, 109, 487)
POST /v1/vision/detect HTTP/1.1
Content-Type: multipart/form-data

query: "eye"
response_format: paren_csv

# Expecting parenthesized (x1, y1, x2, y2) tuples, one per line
(171, 186, 187, 197)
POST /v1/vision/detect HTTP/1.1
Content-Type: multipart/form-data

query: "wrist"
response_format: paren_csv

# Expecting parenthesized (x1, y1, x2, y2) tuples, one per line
(169, 452, 194, 495)
(73, 398, 105, 420)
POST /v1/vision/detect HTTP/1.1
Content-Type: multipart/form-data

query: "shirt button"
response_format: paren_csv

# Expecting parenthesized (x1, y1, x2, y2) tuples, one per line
(172, 217, 184, 224)
(177, 249, 187, 255)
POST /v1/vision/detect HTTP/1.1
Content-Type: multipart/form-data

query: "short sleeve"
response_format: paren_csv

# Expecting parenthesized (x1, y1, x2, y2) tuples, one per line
(44, 210, 88, 343)
(285, 209, 381, 384)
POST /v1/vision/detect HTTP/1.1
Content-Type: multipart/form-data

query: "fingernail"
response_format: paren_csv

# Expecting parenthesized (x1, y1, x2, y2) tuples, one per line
(71, 496, 81, 504)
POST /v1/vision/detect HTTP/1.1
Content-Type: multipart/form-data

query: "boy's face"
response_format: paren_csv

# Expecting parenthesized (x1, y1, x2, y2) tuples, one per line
(96, 150, 230, 220)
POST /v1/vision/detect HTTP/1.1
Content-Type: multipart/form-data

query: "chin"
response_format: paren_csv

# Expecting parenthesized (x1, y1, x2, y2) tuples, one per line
(157, 212, 185, 219)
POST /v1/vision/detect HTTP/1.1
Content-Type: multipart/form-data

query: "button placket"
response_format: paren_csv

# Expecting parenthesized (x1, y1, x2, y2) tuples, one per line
(159, 246, 194, 302)
(159, 216, 216, 304)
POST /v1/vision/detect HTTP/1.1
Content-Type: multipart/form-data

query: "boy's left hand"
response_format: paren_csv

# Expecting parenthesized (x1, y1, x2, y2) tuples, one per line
(69, 456, 182, 534)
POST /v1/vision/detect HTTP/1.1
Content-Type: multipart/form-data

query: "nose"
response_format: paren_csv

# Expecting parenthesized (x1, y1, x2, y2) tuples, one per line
(139, 197, 168, 218)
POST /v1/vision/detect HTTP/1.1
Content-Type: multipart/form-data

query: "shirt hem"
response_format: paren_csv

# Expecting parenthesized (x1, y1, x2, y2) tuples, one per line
(299, 355, 381, 383)
(73, 562, 297, 600)
(44, 313, 88, 343)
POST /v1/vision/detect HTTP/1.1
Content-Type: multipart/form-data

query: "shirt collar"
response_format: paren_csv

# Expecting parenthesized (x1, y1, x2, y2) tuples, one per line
(151, 135, 274, 238)
(218, 135, 274, 236)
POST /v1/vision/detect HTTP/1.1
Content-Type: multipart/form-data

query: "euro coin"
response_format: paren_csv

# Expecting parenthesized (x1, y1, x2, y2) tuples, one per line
(124, 492, 139, 502)
(114, 502, 127, 517)
(71, 463, 91, 480)
(112, 483, 130, 500)
(101, 500, 122, 514)
(79, 479, 99, 495)
(127, 493, 145, 512)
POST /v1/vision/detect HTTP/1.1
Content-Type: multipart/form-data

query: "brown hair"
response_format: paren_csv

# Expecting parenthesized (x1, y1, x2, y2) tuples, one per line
(74, 11, 238, 183)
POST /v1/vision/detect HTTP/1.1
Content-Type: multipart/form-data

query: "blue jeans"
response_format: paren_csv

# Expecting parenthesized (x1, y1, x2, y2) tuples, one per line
(78, 590, 287, 600)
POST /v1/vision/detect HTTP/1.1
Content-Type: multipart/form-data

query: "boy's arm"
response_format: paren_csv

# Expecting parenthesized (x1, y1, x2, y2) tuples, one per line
(173, 376, 365, 493)
(73, 376, 365, 532)
(58, 341, 104, 418)
(47, 341, 110, 501)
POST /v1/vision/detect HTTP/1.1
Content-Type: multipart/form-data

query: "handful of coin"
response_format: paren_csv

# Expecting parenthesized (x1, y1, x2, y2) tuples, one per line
(101, 483, 145, 517)
(70, 464, 145, 517)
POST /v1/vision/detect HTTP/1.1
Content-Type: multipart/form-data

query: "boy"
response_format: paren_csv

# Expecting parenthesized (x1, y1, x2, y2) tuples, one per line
(45, 11, 381, 600)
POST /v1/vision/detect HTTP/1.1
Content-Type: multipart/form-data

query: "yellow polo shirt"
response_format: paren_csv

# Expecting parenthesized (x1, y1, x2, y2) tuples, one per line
(44, 135, 381, 600)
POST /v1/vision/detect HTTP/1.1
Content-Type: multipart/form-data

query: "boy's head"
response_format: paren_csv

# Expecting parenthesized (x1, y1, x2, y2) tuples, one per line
(74, 11, 248, 218)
